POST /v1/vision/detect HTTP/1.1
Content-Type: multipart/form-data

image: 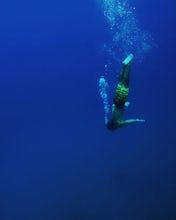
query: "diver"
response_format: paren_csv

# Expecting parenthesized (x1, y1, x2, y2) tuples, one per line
(106, 54, 145, 131)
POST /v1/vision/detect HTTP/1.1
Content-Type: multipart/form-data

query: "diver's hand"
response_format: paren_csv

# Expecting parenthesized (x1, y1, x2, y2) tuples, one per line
(112, 104, 115, 113)
(135, 119, 145, 122)
(125, 101, 130, 107)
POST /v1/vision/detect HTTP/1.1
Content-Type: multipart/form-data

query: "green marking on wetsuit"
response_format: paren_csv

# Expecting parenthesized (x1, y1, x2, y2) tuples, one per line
(116, 83, 129, 99)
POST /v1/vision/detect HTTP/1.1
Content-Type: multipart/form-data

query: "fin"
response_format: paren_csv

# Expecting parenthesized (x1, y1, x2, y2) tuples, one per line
(122, 54, 134, 65)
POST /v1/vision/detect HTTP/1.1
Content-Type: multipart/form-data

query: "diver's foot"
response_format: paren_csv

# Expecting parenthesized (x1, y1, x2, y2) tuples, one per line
(122, 54, 134, 65)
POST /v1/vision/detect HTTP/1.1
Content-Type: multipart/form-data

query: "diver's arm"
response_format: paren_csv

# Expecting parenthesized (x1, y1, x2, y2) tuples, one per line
(121, 119, 145, 126)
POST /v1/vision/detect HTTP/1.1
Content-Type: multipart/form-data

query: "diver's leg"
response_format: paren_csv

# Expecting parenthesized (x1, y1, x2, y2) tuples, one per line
(119, 54, 134, 87)
(113, 65, 130, 109)
(113, 54, 134, 108)
(119, 64, 130, 87)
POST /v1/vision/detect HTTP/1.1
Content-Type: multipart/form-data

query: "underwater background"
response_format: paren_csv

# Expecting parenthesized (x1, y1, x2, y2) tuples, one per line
(0, 0, 176, 219)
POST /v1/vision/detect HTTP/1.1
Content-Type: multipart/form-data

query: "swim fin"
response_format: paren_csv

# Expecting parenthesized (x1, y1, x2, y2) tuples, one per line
(122, 54, 134, 65)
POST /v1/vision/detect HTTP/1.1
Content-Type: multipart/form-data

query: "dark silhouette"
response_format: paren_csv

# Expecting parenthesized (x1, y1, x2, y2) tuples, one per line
(106, 54, 145, 131)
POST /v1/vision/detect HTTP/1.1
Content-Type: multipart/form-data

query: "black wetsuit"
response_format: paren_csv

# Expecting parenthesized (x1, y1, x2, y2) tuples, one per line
(106, 64, 130, 131)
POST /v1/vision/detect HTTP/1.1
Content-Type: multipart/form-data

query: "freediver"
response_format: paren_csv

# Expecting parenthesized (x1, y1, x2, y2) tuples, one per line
(106, 54, 145, 131)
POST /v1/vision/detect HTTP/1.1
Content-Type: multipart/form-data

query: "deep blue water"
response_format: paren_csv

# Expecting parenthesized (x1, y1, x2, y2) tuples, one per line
(0, 0, 176, 220)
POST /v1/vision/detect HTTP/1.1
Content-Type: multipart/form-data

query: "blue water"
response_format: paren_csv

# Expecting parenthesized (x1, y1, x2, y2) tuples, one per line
(0, 0, 176, 220)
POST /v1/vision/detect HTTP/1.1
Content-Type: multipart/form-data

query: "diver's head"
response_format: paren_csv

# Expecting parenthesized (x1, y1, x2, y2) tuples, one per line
(106, 119, 118, 131)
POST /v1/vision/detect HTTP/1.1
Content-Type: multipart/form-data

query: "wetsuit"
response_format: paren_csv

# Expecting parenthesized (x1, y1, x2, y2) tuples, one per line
(106, 64, 130, 131)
